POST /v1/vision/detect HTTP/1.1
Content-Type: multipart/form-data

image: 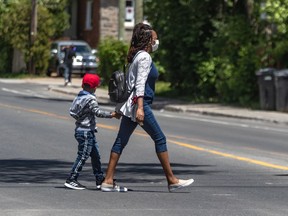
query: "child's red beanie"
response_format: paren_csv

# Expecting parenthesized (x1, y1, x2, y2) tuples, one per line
(82, 73, 101, 88)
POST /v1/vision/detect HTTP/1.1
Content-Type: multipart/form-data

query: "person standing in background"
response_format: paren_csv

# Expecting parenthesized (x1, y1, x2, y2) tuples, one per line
(63, 45, 76, 86)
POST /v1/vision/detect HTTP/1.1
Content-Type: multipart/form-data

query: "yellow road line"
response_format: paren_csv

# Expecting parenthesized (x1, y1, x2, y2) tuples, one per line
(169, 140, 288, 171)
(1, 102, 288, 171)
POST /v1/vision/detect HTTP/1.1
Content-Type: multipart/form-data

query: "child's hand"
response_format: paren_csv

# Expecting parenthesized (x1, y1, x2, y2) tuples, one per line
(111, 111, 121, 119)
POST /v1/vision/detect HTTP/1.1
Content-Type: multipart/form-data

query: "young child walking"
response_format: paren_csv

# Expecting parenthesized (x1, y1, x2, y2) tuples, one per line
(64, 73, 119, 190)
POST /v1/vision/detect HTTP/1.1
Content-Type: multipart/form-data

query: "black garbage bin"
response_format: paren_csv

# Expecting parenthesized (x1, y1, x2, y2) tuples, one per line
(274, 69, 288, 112)
(256, 68, 276, 110)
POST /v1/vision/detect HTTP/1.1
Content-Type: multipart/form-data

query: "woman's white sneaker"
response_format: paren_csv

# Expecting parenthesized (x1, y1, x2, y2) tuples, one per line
(101, 182, 128, 192)
(168, 179, 194, 192)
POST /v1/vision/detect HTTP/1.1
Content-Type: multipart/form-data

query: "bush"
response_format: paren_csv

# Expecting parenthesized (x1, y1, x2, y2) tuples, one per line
(196, 57, 233, 102)
(0, 40, 13, 73)
(0, 0, 69, 74)
(97, 37, 128, 84)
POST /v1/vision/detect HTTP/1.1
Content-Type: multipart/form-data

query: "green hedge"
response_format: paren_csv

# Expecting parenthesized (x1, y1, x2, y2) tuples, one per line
(97, 37, 128, 84)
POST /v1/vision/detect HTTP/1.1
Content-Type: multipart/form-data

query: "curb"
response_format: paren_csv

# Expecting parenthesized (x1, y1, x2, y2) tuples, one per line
(163, 105, 288, 125)
(48, 85, 288, 125)
(48, 85, 113, 105)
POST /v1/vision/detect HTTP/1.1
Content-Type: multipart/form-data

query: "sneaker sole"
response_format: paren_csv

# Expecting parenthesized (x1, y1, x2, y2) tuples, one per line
(101, 187, 118, 192)
(64, 182, 86, 190)
(101, 187, 127, 192)
(101, 183, 128, 192)
(169, 179, 194, 192)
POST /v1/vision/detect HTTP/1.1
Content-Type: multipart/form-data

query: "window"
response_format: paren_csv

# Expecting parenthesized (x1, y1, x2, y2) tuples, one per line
(86, 0, 93, 30)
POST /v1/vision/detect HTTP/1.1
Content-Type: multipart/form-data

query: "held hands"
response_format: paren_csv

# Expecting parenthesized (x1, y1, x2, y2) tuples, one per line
(111, 111, 122, 119)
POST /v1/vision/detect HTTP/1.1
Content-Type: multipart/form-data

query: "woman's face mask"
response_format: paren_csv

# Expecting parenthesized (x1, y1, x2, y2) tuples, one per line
(152, 39, 159, 52)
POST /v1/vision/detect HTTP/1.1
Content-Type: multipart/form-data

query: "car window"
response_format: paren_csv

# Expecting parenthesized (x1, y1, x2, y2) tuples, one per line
(74, 45, 91, 53)
(51, 43, 57, 50)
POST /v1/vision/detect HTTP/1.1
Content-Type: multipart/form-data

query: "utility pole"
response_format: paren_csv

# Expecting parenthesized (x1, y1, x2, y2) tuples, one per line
(135, 0, 143, 24)
(118, 0, 125, 41)
(29, 0, 37, 74)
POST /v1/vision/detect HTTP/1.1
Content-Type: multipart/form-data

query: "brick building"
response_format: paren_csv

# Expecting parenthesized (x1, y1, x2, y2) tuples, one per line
(64, 0, 136, 48)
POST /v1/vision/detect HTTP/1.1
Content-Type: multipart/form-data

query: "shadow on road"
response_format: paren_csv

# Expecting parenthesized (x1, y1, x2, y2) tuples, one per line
(0, 159, 215, 184)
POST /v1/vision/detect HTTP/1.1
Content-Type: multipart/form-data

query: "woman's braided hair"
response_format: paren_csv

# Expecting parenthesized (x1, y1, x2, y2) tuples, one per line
(127, 23, 153, 63)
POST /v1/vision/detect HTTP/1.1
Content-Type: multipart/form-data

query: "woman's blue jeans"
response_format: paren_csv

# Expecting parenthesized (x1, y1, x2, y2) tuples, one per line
(69, 130, 104, 181)
(111, 103, 167, 154)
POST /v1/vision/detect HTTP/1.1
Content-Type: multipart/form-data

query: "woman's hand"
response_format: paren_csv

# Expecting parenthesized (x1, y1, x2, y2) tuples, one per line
(136, 107, 144, 126)
(111, 111, 122, 119)
(136, 97, 144, 126)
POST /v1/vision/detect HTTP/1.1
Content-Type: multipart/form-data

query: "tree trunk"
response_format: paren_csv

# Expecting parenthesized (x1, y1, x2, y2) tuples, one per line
(28, 0, 37, 74)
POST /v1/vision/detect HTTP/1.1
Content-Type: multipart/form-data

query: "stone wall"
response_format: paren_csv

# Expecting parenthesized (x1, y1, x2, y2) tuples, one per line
(100, 0, 118, 39)
(100, 0, 133, 42)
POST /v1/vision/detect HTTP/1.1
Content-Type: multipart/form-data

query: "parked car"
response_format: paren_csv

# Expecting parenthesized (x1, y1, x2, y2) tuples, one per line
(47, 40, 98, 77)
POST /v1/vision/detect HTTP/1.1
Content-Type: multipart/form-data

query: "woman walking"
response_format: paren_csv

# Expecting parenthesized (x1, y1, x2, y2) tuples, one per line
(101, 23, 194, 192)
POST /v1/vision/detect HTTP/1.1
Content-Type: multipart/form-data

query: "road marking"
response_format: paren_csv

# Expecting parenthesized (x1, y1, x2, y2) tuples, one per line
(2, 87, 48, 99)
(2, 87, 27, 95)
(169, 140, 288, 170)
(0, 103, 69, 120)
(158, 112, 288, 134)
(1, 102, 288, 171)
(212, 194, 233, 196)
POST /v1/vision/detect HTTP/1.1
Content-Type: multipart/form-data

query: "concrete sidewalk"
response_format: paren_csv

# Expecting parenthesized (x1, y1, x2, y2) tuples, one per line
(14, 77, 288, 125)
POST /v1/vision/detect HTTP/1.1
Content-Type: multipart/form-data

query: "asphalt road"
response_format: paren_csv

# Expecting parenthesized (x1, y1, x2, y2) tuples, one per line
(1, 81, 288, 216)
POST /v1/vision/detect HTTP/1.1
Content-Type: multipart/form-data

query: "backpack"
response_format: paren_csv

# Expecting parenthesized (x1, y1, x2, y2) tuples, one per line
(108, 65, 130, 103)
(108, 52, 142, 103)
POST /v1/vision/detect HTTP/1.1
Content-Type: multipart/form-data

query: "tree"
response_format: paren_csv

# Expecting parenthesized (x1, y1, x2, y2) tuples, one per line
(198, 0, 261, 105)
(145, 0, 288, 106)
(0, 1, 13, 73)
(260, 0, 288, 68)
(0, 0, 69, 74)
(145, 0, 221, 97)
